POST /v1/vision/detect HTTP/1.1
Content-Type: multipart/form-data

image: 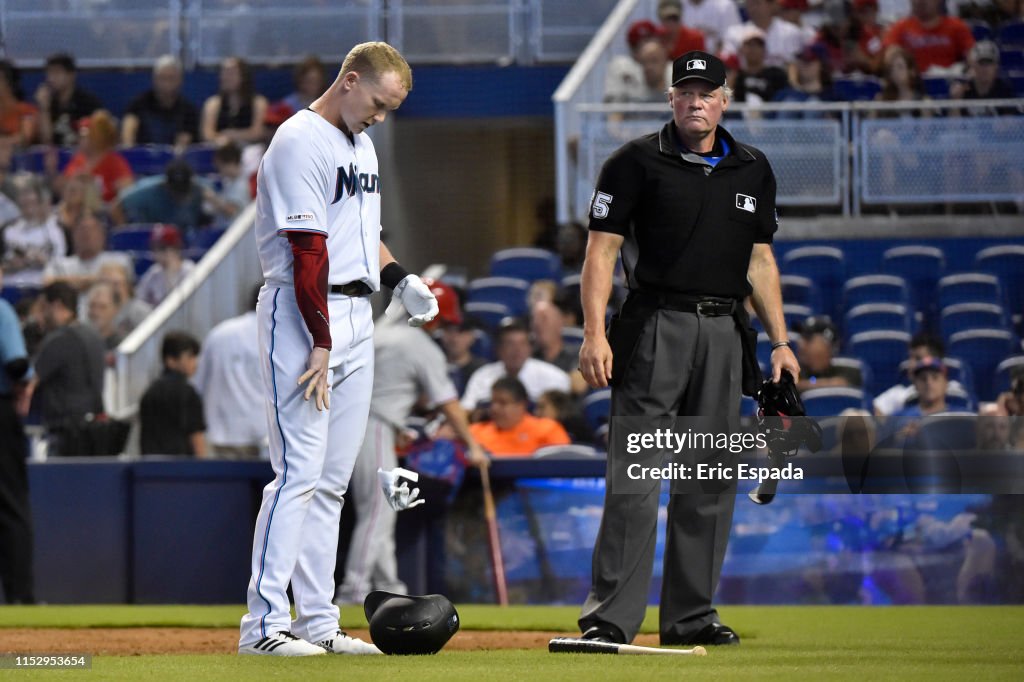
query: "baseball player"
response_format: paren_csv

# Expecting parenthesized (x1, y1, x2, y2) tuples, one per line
(239, 42, 438, 657)
(336, 279, 487, 605)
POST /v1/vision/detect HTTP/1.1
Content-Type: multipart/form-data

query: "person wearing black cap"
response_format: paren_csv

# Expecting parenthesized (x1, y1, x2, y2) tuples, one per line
(795, 315, 862, 394)
(577, 51, 798, 647)
(115, 158, 209, 229)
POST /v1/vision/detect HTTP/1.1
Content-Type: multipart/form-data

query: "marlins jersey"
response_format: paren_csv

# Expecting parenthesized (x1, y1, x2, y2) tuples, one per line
(255, 109, 382, 290)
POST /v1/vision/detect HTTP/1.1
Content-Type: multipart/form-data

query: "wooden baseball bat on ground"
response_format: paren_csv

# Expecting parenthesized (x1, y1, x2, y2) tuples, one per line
(479, 464, 509, 606)
(548, 638, 707, 656)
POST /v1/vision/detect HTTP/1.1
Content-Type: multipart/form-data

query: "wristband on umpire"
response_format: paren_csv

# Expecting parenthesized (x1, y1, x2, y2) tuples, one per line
(771, 341, 791, 350)
(381, 262, 410, 290)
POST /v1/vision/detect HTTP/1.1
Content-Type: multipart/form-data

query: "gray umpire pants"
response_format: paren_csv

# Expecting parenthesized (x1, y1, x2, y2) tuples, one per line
(579, 310, 742, 643)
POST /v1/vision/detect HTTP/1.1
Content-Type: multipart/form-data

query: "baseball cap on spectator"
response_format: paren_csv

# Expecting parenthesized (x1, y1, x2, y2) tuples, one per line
(626, 20, 666, 49)
(911, 356, 946, 376)
(970, 41, 1000, 64)
(671, 51, 727, 87)
(799, 316, 838, 344)
(739, 26, 767, 46)
(150, 224, 183, 250)
(164, 159, 194, 197)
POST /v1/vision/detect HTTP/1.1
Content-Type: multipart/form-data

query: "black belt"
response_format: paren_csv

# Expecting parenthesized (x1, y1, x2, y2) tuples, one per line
(329, 281, 373, 297)
(629, 290, 738, 317)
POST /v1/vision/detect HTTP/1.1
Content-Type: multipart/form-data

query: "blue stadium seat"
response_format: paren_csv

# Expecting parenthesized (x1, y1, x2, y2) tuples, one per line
(782, 246, 846, 320)
(999, 20, 1024, 47)
(974, 245, 1024, 323)
(582, 388, 611, 432)
(1001, 48, 1024, 69)
(189, 227, 227, 251)
(948, 328, 1016, 400)
(922, 75, 951, 99)
(940, 303, 1007, 340)
(943, 384, 975, 412)
(845, 303, 911, 340)
(120, 145, 176, 176)
(466, 276, 530, 317)
(109, 224, 157, 252)
(182, 145, 218, 175)
(832, 356, 872, 393)
(1, 285, 40, 306)
(489, 248, 562, 283)
(783, 303, 814, 331)
(1008, 69, 1024, 96)
(832, 75, 883, 101)
(740, 395, 759, 417)
(780, 274, 820, 312)
(937, 273, 1002, 309)
(994, 355, 1024, 395)
(11, 145, 73, 174)
(132, 251, 154, 280)
(881, 245, 945, 319)
(843, 274, 910, 308)
(562, 326, 585, 350)
(966, 19, 993, 42)
(849, 330, 912, 396)
(463, 302, 511, 332)
(800, 387, 869, 417)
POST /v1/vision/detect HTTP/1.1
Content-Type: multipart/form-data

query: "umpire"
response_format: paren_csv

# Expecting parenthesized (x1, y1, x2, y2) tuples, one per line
(577, 51, 799, 646)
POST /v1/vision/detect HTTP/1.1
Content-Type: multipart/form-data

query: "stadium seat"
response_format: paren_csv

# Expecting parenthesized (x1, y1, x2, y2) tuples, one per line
(562, 326, 585, 350)
(881, 245, 945, 319)
(182, 145, 218, 175)
(937, 273, 1002, 310)
(466, 276, 530, 317)
(850, 330, 913, 396)
(974, 244, 1024, 323)
(832, 75, 882, 101)
(843, 274, 910, 308)
(832, 356, 872, 391)
(1008, 69, 1024, 95)
(942, 384, 974, 412)
(922, 75, 951, 99)
(120, 145, 176, 176)
(844, 303, 912, 340)
(133, 252, 154, 280)
(11, 145, 73, 174)
(966, 19, 993, 42)
(1001, 48, 1024, 69)
(109, 224, 157, 252)
(782, 246, 846, 320)
(940, 303, 1007, 340)
(740, 395, 758, 417)
(582, 388, 611, 432)
(948, 328, 1017, 400)
(998, 19, 1024, 47)
(188, 227, 227, 251)
(780, 274, 821, 312)
(800, 387, 869, 417)
(463, 301, 510, 331)
(1, 285, 39, 306)
(783, 303, 814, 331)
(994, 355, 1024, 395)
(489, 248, 562, 283)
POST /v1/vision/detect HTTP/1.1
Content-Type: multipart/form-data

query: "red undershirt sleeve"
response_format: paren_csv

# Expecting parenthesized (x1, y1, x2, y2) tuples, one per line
(287, 231, 331, 350)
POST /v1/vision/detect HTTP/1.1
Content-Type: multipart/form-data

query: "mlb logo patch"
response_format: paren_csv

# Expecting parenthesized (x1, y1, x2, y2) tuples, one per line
(736, 194, 756, 213)
(686, 59, 707, 71)
(286, 212, 315, 222)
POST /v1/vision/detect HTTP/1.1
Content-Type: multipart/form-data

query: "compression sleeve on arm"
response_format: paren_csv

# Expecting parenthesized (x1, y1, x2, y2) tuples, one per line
(287, 231, 332, 350)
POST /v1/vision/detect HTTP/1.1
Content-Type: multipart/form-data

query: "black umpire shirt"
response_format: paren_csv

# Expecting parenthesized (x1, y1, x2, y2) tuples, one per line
(588, 121, 777, 300)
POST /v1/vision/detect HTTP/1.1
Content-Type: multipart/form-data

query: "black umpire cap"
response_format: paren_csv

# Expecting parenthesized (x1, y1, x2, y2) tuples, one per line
(671, 50, 727, 88)
(364, 591, 460, 655)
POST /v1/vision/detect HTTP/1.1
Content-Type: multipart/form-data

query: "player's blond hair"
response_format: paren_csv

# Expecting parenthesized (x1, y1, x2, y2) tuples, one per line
(340, 42, 412, 91)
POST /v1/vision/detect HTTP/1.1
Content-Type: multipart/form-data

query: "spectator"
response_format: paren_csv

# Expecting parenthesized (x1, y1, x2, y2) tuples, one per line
(461, 318, 571, 412)
(121, 55, 199, 148)
(723, 0, 806, 67)
(874, 333, 966, 416)
(875, 47, 929, 108)
(115, 158, 208, 228)
(200, 56, 268, 146)
(531, 299, 588, 394)
(795, 316, 863, 393)
(45, 212, 133, 293)
(136, 224, 194, 307)
(733, 27, 791, 104)
(97, 261, 151, 336)
(604, 21, 672, 106)
(202, 142, 251, 220)
(535, 389, 593, 444)
(139, 330, 206, 457)
(0, 60, 38, 148)
(85, 280, 124, 351)
(281, 56, 327, 115)
(656, 0, 706, 58)
(33, 53, 103, 147)
(893, 356, 967, 416)
(995, 371, 1024, 418)
(469, 376, 571, 457)
(191, 286, 265, 459)
(950, 40, 1017, 113)
(773, 43, 835, 113)
(848, 0, 886, 74)
(557, 222, 587, 273)
(976, 402, 1013, 452)
(883, 0, 974, 74)
(32, 281, 105, 455)
(441, 316, 488, 397)
(61, 110, 134, 204)
(1, 174, 66, 286)
(53, 172, 102, 247)
(680, 0, 742, 54)
(777, 0, 818, 45)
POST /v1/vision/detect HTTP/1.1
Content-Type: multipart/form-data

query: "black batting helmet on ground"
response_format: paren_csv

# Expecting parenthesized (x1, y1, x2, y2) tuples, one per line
(363, 591, 460, 655)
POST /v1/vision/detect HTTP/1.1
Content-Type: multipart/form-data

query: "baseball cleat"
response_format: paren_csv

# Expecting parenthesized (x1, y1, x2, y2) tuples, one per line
(239, 630, 326, 656)
(317, 629, 382, 655)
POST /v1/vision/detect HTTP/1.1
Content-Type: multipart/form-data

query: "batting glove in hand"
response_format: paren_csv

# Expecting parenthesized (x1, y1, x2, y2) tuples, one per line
(377, 466, 426, 511)
(386, 274, 439, 327)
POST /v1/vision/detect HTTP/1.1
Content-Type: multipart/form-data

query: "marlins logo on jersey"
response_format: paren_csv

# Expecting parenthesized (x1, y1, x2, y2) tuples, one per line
(333, 163, 381, 203)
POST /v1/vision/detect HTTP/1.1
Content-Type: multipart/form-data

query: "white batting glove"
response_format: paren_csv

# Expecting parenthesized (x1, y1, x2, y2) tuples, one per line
(385, 274, 438, 327)
(377, 467, 426, 511)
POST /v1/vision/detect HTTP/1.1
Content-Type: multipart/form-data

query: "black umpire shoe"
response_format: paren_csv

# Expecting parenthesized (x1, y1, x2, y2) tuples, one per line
(581, 624, 626, 644)
(661, 622, 740, 646)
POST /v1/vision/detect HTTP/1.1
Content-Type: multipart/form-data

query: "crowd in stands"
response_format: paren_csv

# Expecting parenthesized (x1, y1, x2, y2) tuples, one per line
(605, 0, 1024, 108)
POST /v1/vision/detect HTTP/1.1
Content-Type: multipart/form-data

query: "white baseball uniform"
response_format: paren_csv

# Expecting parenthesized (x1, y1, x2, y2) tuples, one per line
(240, 108, 382, 647)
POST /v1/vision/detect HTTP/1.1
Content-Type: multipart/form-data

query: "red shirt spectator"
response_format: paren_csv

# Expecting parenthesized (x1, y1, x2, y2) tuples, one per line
(657, 1, 706, 58)
(883, 0, 974, 73)
(62, 111, 134, 203)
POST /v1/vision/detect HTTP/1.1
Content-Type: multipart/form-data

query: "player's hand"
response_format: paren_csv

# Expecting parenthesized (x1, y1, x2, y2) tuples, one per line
(770, 345, 800, 383)
(387, 274, 438, 327)
(377, 466, 426, 511)
(579, 334, 613, 388)
(298, 346, 331, 411)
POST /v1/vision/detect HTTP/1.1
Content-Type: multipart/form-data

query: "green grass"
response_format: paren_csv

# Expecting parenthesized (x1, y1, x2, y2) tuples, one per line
(1, 605, 1023, 680)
